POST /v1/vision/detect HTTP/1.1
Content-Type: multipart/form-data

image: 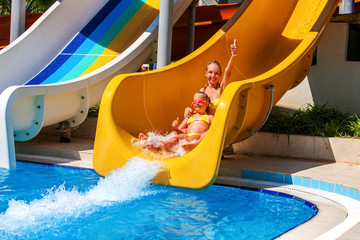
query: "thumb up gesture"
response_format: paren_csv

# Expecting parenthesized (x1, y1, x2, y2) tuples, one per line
(230, 39, 237, 56)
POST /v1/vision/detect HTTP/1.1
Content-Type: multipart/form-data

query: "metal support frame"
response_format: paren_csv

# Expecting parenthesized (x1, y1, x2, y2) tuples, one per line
(339, 0, 355, 14)
(10, 0, 26, 42)
(67, 88, 89, 128)
(13, 95, 45, 142)
(186, 0, 197, 54)
(157, 0, 174, 68)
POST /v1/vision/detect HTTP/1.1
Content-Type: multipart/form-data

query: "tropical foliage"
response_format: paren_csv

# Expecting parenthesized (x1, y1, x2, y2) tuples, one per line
(0, 0, 56, 15)
(87, 103, 100, 118)
(261, 103, 360, 138)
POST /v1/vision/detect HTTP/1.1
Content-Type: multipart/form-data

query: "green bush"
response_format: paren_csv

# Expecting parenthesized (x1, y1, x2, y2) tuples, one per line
(87, 103, 100, 118)
(260, 103, 360, 138)
(0, 0, 56, 15)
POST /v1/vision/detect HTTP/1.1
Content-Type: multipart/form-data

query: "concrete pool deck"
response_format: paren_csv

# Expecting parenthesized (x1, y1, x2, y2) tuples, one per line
(15, 134, 360, 239)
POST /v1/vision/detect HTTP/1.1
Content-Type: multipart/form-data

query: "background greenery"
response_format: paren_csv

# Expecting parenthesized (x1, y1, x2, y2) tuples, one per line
(88, 103, 100, 118)
(0, 0, 56, 14)
(261, 103, 360, 138)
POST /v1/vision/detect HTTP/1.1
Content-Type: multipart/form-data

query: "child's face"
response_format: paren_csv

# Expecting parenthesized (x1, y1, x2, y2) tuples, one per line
(192, 94, 209, 113)
(205, 63, 221, 85)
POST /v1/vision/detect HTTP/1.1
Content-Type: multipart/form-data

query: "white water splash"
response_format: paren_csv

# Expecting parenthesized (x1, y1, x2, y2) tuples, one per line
(133, 131, 192, 157)
(0, 157, 162, 234)
(133, 131, 178, 148)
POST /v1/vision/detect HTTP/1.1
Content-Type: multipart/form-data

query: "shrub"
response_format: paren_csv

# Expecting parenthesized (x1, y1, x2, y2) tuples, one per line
(87, 103, 100, 118)
(0, 0, 56, 15)
(260, 103, 360, 138)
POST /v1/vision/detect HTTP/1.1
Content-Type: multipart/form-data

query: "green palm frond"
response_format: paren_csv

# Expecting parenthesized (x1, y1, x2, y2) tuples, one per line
(0, 0, 56, 15)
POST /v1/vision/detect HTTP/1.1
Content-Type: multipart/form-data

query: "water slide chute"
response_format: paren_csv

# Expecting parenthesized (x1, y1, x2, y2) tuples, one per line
(93, 0, 339, 189)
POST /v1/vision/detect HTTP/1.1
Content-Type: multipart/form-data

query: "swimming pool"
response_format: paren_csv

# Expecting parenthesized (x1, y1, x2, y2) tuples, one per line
(0, 159, 317, 239)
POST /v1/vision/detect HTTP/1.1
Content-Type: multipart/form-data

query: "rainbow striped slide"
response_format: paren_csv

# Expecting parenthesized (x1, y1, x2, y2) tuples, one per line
(26, 0, 160, 85)
(0, 0, 192, 169)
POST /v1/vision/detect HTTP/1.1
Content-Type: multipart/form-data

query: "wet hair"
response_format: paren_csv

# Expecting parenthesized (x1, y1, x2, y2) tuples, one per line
(206, 60, 222, 75)
(194, 91, 211, 113)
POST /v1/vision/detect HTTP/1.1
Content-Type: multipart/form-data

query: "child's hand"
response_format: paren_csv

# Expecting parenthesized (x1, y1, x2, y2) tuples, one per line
(184, 107, 193, 118)
(172, 117, 180, 131)
(230, 39, 237, 56)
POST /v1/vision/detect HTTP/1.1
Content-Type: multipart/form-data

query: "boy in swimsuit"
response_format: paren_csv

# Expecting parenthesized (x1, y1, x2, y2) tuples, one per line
(139, 91, 213, 154)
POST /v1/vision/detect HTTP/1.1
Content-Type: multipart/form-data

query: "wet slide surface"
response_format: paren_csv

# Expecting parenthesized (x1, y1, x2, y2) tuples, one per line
(93, 0, 338, 189)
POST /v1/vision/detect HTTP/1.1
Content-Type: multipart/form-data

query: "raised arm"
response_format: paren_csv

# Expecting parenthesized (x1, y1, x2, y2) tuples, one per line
(220, 39, 237, 94)
(184, 107, 193, 118)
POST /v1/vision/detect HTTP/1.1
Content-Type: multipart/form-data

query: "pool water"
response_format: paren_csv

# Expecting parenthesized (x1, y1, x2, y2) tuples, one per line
(0, 159, 316, 239)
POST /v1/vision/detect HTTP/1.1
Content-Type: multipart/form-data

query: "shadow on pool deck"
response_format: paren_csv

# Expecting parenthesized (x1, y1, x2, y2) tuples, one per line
(15, 135, 94, 169)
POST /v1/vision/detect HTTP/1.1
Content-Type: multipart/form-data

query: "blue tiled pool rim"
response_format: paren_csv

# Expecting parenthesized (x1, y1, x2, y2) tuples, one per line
(241, 169, 360, 201)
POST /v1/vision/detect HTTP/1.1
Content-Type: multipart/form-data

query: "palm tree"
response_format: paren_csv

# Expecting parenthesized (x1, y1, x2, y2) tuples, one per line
(25, 0, 56, 13)
(0, 0, 11, 14)
(0, 0, 56, 15)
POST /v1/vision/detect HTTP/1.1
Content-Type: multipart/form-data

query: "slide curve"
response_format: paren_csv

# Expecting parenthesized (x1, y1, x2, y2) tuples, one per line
(0, 0, 192, 169)
(93, 0, 339, 189)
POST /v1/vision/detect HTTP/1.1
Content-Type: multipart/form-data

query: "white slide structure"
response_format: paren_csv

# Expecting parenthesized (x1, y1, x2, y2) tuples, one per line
(0, 0, 192, 169)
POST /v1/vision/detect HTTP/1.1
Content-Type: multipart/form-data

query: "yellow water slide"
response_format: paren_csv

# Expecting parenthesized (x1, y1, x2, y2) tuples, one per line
(93, 0, 339, 189)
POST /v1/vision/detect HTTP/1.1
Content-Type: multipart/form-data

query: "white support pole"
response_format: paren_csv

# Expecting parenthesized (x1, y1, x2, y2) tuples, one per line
(157, 0, 173, 68)
(339, 0, 355, 14)
(0, 88, 18, 169)
(10, 0, 26, 43)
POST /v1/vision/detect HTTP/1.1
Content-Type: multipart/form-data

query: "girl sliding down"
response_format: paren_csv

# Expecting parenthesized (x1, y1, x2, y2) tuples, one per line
(138, 91, 213, 154)
(185, 39, 237, 117)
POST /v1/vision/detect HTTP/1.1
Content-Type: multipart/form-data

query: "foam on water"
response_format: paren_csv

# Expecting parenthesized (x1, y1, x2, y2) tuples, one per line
(134, 131, 178, 148)
(0, 157, 162, 236)
(133, 131, 192, 157)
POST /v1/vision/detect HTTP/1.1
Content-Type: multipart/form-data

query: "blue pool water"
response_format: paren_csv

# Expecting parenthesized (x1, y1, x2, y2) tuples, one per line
(0, 159, 316, 239)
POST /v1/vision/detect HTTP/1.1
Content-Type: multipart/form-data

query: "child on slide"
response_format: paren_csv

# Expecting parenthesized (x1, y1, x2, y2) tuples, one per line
(138, 91, 213, 154)
(185, 39, 238, 117)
